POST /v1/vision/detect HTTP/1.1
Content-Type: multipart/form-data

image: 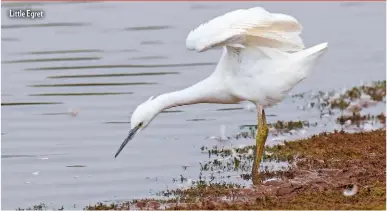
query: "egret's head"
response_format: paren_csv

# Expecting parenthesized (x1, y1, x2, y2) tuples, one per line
(130, 96, 159, 129)
(114, 96, 159, 158)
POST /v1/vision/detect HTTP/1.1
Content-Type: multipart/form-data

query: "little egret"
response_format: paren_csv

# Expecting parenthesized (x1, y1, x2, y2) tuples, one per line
(115, 7, 328, 185)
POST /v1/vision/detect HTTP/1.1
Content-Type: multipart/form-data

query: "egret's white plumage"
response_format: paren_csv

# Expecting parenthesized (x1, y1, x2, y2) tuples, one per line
(115, 7, 328, 184)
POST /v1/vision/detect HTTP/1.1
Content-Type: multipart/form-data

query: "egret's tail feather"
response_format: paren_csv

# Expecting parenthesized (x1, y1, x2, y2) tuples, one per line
(273, 42, 328, 99)
(298, 42, 328, 58)
(293, 42, 328, 75)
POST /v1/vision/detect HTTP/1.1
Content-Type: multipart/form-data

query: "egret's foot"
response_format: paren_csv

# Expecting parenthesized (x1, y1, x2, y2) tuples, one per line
(251, 108, 269, 185)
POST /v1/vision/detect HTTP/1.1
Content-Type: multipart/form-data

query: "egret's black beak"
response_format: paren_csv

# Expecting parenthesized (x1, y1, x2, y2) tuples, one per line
(114, 123, 142, 158)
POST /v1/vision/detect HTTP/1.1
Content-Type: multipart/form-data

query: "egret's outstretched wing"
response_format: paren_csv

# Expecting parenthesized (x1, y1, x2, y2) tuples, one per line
(186, 7, 304, 52)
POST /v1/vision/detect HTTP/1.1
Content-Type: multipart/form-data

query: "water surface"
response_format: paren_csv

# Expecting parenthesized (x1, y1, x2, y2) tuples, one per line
(1, 2, 385, 209)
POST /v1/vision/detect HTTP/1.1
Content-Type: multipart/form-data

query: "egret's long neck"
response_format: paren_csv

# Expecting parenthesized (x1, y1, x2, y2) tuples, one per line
(151, 76, 225, 113)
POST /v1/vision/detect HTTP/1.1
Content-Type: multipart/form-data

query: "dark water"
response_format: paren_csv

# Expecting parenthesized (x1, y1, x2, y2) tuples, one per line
(1, 2, 385, 209)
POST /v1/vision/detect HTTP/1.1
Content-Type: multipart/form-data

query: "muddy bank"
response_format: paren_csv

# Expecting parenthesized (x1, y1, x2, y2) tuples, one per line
(83, 129, 385, 210)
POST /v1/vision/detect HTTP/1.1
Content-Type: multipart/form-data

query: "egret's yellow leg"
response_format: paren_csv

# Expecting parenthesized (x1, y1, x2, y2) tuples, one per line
(251, 108, 269, 185)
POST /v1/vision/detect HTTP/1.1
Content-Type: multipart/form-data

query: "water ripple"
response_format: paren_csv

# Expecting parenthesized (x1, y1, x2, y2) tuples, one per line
(47, 72, 178, 79)
(2, 22, 91, 29)
(3, 57, 101, 64)
(30, 82, 156, 87)
(17, 49, 104, 55)
(29, 92, 133, 96)
(26, 62, 216, 71)
(2, 102, 62, 106)
(125, 25, 172, 31)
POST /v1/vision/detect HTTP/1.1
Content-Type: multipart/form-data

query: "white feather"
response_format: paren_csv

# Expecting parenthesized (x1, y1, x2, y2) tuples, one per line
(186, 7, 304, 52)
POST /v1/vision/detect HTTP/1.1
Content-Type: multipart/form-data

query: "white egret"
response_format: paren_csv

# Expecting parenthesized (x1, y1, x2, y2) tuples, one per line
(115, 7, 328, 185)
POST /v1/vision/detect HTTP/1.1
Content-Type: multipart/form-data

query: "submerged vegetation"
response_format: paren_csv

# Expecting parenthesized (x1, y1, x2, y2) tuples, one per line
(292, 80, 385, 112)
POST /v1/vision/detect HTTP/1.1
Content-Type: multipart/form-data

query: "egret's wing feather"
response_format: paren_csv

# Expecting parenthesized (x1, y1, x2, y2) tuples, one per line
(186, 7, 304, 52)
(270, 13, 303, 32)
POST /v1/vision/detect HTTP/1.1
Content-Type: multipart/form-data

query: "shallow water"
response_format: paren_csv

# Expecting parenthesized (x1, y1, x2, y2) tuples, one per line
(1, 2, 385, 209)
